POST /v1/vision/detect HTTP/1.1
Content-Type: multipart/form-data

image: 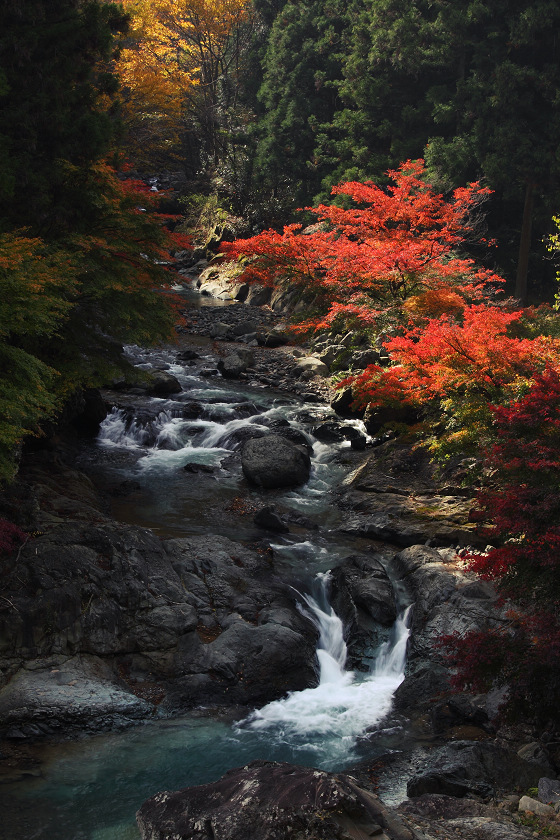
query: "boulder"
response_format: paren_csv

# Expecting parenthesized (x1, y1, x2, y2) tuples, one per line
(229, 320, 261, 337)
(363, 403, 418, 434)
(145, 370, 182, 395)
(398, 795, 533, 840)
(518, 795, 555, 816)
(330, 553, 397, 628)
(175, 349, 200, 362)
(253, 505, 289, 533)
(209, 322, 231, 339)
(241, 434, 311, 488)
(317, 344, 351, 369)
(351, 349, 384, 369)
(0, 656, 153, 738)
(293, 356, 330, 379)
(312, 421, 347, 442)
(137, 760, 417, 840)
(336, 438, 485, 548)
(245, 284, 272, 306)
(256, 330, 289, 348)
(0, 525, 320, 734)
(538, 777, 560, 805)
(218, 350, 255, 379)
(331, 386, 364, 419)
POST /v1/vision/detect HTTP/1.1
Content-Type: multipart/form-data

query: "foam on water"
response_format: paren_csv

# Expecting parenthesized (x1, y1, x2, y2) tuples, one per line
(238, 577, 411, 766)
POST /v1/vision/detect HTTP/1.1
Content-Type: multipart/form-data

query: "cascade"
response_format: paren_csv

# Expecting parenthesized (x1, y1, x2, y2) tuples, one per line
(240, 575, 410, 767)
(4, 340, 413, 840)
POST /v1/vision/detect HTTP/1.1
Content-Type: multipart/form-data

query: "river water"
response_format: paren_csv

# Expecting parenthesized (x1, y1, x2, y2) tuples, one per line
(3, 333, 414, 840)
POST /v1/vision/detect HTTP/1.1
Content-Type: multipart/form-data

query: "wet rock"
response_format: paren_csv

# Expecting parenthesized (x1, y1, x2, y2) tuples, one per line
(176, 349, 200, 362)
(0, 525, 320, 733)
(349, 432, 368, 450)
(71, 388, 108, 435)
(312, 420, 347, 442)
(217, 350, 255, 378)
(180, 400, 204, 419)
(241, 434, 311, 488)
(393, 545, 503, 661)
(214, 424, 268, 450)
(183, 463, 215, 474)
(330, 554, 397, 628)
(391, 545, 507, 724)
(406, 741, 549, 799)
(137, 760, 417, 840)
(230, 402, 260, 419)
(145, 370, 182, 395)
(254, 505, 289, 533)
(0, 657, 153, 736)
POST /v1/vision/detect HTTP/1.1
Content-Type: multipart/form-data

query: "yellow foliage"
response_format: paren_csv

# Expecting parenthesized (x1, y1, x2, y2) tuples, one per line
(117, 0, 253, 163)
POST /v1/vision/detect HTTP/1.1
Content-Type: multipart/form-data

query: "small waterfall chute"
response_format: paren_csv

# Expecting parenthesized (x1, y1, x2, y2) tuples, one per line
(238, 574, 411, 766)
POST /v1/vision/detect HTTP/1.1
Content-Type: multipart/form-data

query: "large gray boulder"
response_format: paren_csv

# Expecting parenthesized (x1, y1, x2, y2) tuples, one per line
(241, 434, 311, 488)
(137, 760, 417, 840)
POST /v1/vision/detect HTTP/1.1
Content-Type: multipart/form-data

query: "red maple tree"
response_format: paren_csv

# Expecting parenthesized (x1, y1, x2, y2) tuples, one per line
(222, 160, 502, 333)
(443, 369, 560, 724)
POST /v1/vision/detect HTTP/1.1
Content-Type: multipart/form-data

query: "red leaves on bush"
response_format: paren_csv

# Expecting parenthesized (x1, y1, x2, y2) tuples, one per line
(0, 518, 26, 555)
(444, 369, 560, 724)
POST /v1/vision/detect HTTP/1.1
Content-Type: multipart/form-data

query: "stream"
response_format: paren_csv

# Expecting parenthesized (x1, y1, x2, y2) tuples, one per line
(2, 332, 415, 840)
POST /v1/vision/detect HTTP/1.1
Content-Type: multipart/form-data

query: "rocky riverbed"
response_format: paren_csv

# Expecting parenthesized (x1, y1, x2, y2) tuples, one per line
(1, 281, 559, 840)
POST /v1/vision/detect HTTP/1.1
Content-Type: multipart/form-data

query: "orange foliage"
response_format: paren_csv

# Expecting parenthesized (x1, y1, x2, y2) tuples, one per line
(223, 160, 503, 334)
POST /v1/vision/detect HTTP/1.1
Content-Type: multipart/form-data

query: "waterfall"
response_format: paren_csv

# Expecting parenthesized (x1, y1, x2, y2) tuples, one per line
(238, 575, 411, 766)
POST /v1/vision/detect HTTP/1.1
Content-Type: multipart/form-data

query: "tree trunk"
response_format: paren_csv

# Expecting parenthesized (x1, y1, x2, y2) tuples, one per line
(514, 181, 535, 305)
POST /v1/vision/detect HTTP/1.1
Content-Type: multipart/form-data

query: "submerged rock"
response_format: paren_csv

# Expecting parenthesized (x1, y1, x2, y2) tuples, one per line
(253, 505, 289, 533)
(137, 760, 417, 840)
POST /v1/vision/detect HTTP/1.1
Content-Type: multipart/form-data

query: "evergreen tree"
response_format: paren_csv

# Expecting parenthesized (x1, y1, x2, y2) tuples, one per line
(252, 0, 348, 218)
(0, 0, 128, 235)
(337, 0, 560, 299)
(424, 0, 560, 302)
